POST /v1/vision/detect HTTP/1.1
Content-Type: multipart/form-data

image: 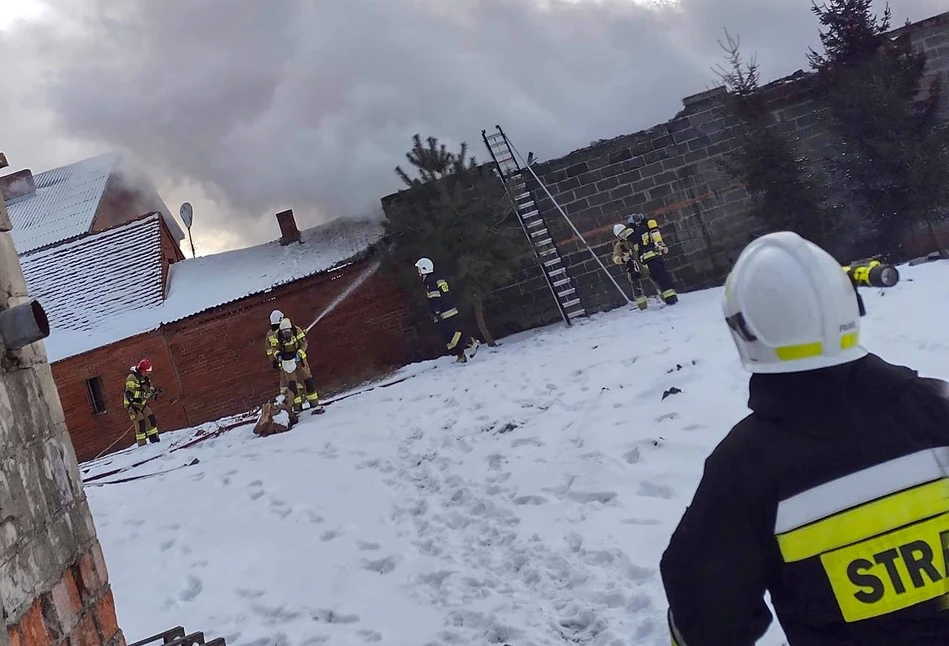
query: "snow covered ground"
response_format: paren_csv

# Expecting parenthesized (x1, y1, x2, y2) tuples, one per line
(83, 260, 949, 646)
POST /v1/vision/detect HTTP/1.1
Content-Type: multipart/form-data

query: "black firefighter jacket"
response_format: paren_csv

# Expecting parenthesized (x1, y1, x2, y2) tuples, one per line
(660, 353, 949, 646)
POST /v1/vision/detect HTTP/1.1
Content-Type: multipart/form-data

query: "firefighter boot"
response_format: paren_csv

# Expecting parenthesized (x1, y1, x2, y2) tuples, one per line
(135, 420, 147, 447)
(465, 337, 481, 359)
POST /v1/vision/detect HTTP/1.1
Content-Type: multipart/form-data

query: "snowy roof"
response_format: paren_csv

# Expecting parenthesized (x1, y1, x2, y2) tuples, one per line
(21, 214, 165, 334)
(40, 216, 385, 363)
(6, 153, 119, 254)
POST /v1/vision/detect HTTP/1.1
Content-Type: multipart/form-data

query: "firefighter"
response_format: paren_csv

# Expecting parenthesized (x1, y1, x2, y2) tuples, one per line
(612, 223, 649, 310)
(266, 309, 291, 400)
(660, 231, 949, 646)
(123, 358, 162, 446)
(415, 257, 480, 363)
(274, 317, 323, 413)
(623, 212, 678, 305)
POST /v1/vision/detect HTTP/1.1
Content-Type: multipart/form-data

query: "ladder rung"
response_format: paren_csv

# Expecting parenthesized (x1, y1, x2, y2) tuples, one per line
(540, 248, 558, 256)
(567, 308, 587, 319)
(562, 298, 582, 308)
(558, 288, 576, 298)
(534, 237, 553, 246)
(544, 257, 563, 267)
(516, 192, 530, 200)
(548, 267, 567, 277)
(521, 209, 539, 219)
(553, 278, 571, 287)
(530, 229, 549, 238)
(527, 219, 545, 229)
(497, 156, 514, 164)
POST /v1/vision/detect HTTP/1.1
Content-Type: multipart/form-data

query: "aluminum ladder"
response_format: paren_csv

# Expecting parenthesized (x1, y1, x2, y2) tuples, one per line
(481, 127, 587, 324)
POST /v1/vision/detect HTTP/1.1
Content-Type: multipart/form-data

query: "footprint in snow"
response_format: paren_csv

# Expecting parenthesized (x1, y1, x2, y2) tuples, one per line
(179, 576, 203, 602)
(637, 481, 675, 499)
(356, 540, 381, 551)
(513, 495, 547, 506)
(510, 437, 543, 448)
(358, 629, 383, 643)
(622, 517, 660, 525)
(159, 539, 176, 552)
(320, 529, 341, 542)
(361, 554, 402, 574)
(312, 609, 360, 624)
(655, 412, 680, 423)
(304, 511, 325, 524)
(624, 448, 642, 464)
(567, 490, 618, 505)
(683, 423, 705, 431)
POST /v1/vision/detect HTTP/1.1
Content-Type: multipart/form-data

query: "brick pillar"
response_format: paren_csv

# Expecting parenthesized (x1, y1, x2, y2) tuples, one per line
(0, 179, 125, 645)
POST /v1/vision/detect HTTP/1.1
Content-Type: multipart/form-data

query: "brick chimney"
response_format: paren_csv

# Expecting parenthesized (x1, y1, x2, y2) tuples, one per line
(276, 209, 302, 245)
(0, 169, 36, 202)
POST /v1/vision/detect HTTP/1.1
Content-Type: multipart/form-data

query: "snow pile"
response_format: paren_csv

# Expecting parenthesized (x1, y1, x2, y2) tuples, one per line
(85, 260, 949, 646)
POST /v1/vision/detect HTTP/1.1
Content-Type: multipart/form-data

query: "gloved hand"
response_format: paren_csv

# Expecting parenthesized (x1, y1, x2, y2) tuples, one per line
(661, 244, 669, 255)
(296, 352, 304, 363)
(622, 252, 632, 262)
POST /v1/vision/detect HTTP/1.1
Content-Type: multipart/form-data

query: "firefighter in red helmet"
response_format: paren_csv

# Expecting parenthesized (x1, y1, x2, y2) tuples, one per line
(123, 358, 163, 446)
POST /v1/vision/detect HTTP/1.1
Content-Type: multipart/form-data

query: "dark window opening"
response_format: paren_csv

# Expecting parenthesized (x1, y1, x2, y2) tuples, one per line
(86, 376, 107, 414)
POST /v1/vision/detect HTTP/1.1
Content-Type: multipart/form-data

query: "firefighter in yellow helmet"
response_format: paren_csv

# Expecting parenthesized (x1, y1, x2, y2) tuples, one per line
(123, 358, 163, 446)
(265, 309, 291, 401)
(275, 318, 323, 414)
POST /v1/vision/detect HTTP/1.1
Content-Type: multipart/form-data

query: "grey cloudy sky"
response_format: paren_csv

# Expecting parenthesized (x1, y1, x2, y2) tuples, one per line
(0, 0, 944, 254)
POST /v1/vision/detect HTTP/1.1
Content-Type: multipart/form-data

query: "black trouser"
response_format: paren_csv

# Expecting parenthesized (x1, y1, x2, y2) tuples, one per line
(438, 317, 473, 357)
(643, 256, 678, 304)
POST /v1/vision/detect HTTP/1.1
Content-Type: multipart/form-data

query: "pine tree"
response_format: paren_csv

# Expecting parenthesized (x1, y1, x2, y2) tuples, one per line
(715, 31, 833, 248)
(382, 134, 525, 346)
(809, 0, 949, 255)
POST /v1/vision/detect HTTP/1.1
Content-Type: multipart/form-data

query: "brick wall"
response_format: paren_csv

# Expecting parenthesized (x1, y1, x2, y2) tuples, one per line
(53, 256, 436, 462)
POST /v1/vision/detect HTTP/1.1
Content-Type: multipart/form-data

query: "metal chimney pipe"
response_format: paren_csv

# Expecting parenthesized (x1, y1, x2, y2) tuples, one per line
(0, 299, 50, 350)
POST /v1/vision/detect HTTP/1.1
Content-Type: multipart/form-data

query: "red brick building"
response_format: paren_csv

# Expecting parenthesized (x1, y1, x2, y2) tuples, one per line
(5, 154, 434, 462)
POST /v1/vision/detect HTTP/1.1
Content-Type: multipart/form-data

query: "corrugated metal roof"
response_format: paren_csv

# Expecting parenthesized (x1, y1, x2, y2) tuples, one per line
(7, 152, 119, 254)
(21, 214, 164, 334)
(39, 216, 384, 362)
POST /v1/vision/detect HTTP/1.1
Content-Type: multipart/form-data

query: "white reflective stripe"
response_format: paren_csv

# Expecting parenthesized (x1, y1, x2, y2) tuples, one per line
(774, 447, 949, 534)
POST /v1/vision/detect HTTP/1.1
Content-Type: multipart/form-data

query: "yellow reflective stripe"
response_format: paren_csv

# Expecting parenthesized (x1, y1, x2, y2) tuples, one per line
(440, 308, 459, 319)
(641, 251, 657, 261)
(437, 280, 449, 293)
(777, 478, 949, 563)
(427, 290, 441, 298)
(775, 332, 860, 361)
(297, 350, 307, 360)
(447, 331, 463, 350)
(662, 289, 677, 298)
(819, 511, 949, 622)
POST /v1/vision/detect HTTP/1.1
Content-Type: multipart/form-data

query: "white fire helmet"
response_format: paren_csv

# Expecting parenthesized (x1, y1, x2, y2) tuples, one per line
(722, 231, 867, 374)
(279, 318, 293, 331)
(415, 257, 435, 276)
(270, 309, 284, 325)
(613, 224, 628, 239)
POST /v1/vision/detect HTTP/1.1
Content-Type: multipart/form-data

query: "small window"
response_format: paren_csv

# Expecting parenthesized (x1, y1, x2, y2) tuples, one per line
(86, 376, 107, 414)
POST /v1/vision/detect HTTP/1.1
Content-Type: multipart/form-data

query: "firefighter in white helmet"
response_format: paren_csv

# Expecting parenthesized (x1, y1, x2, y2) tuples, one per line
(611, 223, 649, 310)
(265, 309, 291, 401)
(660, 231, 949, 645)
(274, 317, 323, 413)
(415, 257, 480, 363)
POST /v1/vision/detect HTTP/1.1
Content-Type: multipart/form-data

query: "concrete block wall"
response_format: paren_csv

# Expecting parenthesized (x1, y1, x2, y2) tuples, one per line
(498, 10, 949, 321)
(0, 206, 124, 646)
